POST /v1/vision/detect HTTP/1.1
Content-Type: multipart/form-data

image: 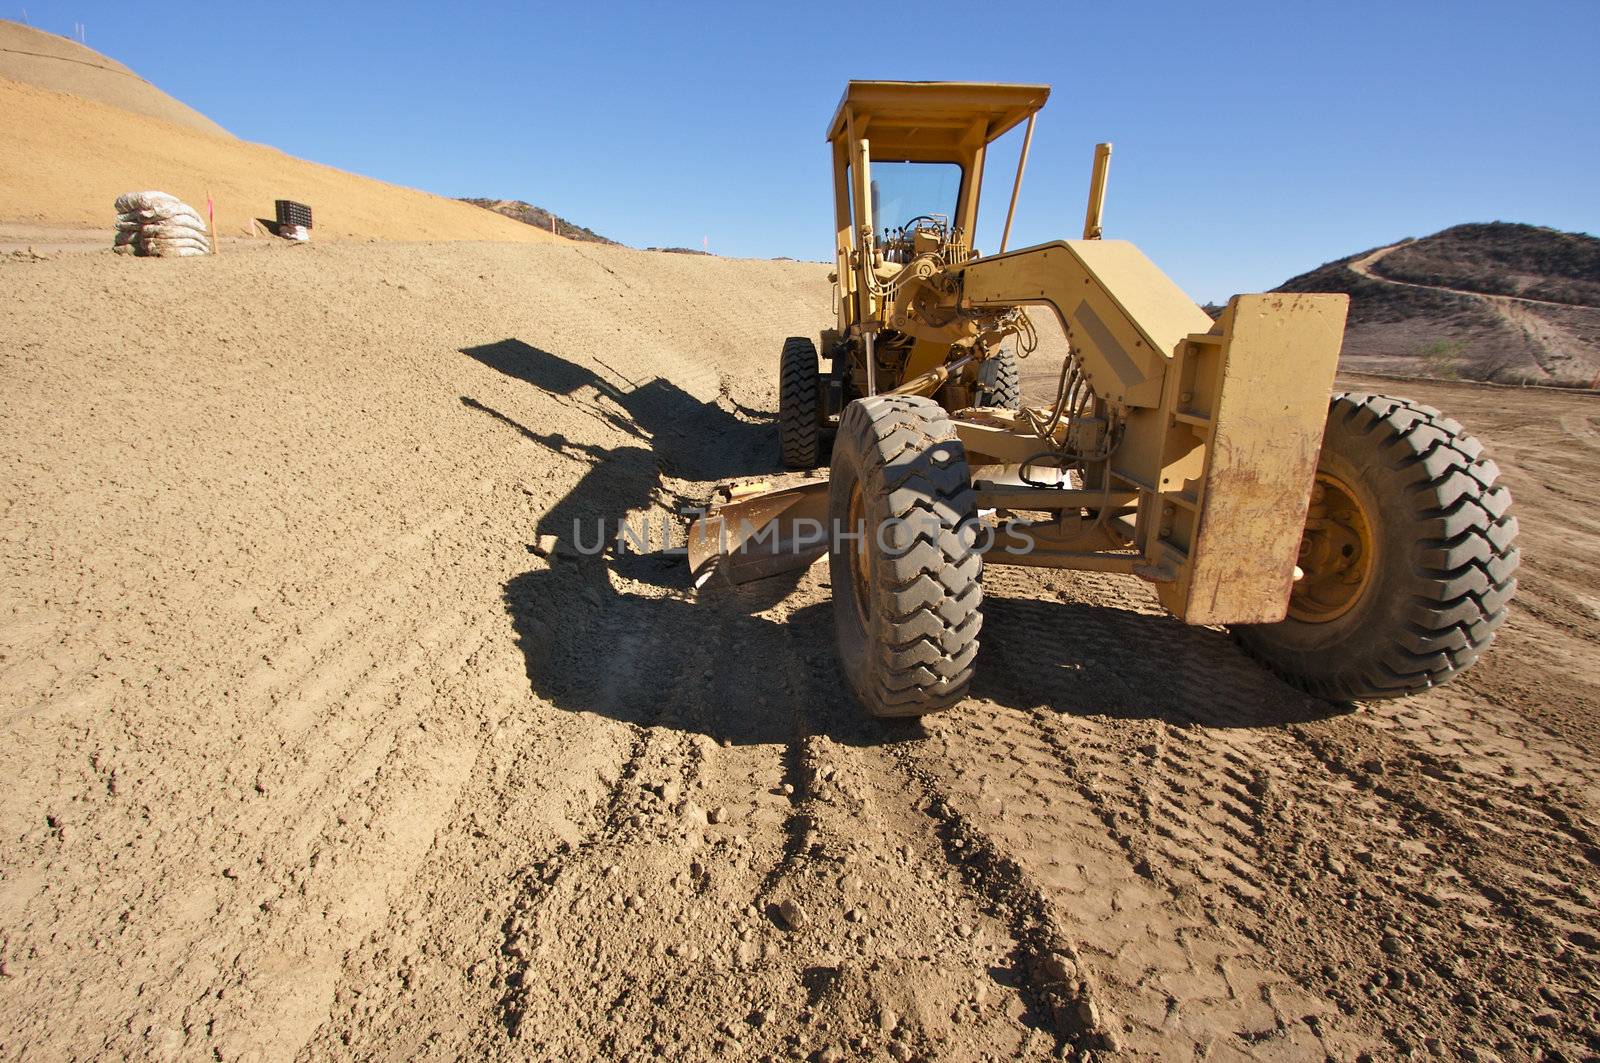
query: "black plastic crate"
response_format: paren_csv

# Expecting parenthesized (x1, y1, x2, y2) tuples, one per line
(275, 200, 313, 229)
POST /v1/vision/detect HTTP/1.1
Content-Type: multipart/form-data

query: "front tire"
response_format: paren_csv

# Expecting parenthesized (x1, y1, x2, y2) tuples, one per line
(779, 337, 821, 468)
(828, 396, 983, 717)
(1235, 393, 1519, 701)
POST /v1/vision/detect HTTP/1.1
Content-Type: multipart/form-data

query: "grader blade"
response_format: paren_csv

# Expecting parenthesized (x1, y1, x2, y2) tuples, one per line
(687, 480, 830, 588)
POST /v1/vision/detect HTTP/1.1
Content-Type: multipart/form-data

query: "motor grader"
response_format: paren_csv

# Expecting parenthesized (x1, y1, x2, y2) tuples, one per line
(689, 81, 1519, 717)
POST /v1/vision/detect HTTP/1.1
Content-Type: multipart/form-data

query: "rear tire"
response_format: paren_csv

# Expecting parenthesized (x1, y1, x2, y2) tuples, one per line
(1234, 392, 1519, 701)
(975, 347, 1021, 409)
(779, 337, 821, 468)
(828, 396, 983, 717)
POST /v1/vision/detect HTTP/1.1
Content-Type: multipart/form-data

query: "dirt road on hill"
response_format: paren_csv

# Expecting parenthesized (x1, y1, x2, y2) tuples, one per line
(3, 241, 1597, 1061)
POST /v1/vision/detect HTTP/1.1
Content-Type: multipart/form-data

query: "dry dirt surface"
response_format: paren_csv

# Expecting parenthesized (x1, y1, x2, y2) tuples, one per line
(3, 241, 1598, 1062)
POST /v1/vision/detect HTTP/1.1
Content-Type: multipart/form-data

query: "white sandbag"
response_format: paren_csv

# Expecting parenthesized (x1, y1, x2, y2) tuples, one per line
(112, 231, 212, 257)
(124, 208, 206, 227)
(114, 192, 206, 229)
(131, 221, 209, 241)
(115, 219, 208, 239)
(116, 209, 203, 228)
(115, 190, 189, 214)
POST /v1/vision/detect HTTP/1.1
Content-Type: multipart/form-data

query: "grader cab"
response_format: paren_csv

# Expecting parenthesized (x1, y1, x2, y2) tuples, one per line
(692, 80, 1520, 717)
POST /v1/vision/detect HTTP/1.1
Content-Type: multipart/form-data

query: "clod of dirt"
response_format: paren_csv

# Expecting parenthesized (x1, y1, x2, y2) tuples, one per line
(776, 898, 809, 930)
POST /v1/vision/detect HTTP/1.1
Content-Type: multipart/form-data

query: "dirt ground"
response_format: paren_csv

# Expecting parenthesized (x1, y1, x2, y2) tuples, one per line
(2, 240, 1597, 1062)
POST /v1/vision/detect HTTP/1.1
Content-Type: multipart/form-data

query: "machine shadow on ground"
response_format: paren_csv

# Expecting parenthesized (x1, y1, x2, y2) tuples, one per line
(463, 338, 773, 484)
(465, 339, 915, 749)
(469, 337, 1342, 742)
(972, 593, 1352, 728)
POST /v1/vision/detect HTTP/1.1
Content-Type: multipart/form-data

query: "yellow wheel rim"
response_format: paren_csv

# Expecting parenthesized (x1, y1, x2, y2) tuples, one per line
(849, 483, 872, 631)
(1289, 469, 1375, 623)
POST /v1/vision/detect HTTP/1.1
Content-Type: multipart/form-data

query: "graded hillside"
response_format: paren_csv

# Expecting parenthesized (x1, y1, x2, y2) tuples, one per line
(462, 198, 619, 244)
(0, 20, 231, 137)
(3, 237, 1597, 1061)
(1, 76, 556, 243)
(1276, 222, 1600, 386)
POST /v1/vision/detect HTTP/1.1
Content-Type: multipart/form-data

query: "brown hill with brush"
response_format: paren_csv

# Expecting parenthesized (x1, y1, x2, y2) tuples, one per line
(461, 198, 618, 244)
(1276, 222, 1599, 386)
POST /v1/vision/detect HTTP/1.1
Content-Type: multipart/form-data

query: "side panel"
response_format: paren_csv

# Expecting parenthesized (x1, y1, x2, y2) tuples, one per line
(1154, 294, 1348, 624)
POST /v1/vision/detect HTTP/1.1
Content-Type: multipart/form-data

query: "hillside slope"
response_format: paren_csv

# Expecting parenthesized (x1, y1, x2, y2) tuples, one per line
(0, 20, 231, 137)
(1, 76, 556, 243)
(1276, 223, 1600, 385)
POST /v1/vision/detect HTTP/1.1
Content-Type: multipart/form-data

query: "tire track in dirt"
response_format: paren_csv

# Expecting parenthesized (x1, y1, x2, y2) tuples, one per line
(920, 562, 1600, 1058)
(305, 553, 1095, 1061)
(906, 565, 1379, 1058)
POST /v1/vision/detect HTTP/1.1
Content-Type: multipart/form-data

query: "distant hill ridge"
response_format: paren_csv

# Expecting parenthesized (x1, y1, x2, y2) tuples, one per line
(460, 198, 618, 245)
(1276, 222, 1600, 386)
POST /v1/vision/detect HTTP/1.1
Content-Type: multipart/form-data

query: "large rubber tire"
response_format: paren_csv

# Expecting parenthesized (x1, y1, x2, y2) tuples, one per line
(1235, 393, 1519, 701)
(779, 337, 821, 469)
(974, 347, 1021, 410)
(828, 396, 983, 717)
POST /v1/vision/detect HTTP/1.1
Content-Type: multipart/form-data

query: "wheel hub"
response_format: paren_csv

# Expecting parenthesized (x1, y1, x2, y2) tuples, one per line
(1289, 470, 1374, 623)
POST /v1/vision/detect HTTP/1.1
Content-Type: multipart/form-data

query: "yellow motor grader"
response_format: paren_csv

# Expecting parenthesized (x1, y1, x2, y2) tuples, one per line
(690, 81, 1519, 717)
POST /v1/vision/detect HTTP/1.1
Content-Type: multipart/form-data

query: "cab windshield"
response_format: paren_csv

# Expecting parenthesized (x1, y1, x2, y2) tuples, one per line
(867, 161, 961, 233)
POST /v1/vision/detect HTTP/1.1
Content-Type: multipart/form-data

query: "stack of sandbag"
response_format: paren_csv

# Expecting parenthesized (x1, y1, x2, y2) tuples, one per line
(113, 191, 211, 257)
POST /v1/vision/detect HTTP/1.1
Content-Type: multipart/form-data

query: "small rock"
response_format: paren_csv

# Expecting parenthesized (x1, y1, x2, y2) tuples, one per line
(1380, 934, 1411, 957)
(781, 783, 795, 796)
(625, 894, 643, 910)
(1037, 952, 1077, 983)
(533, 534, 560, 558)
(708, 806, 728, 825)
(221, 867, 238, 880)
(776, 898, 809, 930)
(845, 907, 865, 923)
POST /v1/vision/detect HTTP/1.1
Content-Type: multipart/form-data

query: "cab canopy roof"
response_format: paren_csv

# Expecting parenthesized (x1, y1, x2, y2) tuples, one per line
(827, 81, 1050, 162)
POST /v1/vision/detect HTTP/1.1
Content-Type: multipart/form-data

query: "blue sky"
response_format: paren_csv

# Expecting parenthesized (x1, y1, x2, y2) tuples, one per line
(18, 0, 1598, 301)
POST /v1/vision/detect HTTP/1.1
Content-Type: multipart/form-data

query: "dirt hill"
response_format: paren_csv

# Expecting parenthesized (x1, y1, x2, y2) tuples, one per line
(0, 20, 231, 137)
(0, 22, 556, 245)
(461, 198, 618, 244)
(1276, 222, 1600, 385)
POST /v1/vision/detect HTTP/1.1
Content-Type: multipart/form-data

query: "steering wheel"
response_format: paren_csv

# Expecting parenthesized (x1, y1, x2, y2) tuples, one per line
(898, 214, 943, 233)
